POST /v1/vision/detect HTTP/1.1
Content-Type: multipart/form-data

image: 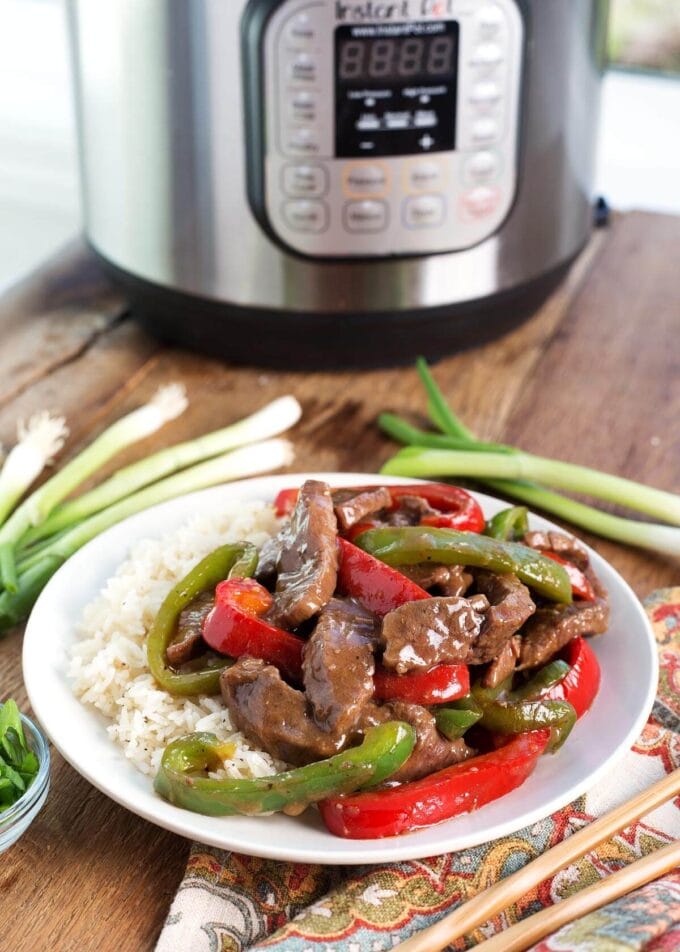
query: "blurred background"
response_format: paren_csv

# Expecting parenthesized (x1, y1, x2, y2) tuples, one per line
(1, 0, 679, 295)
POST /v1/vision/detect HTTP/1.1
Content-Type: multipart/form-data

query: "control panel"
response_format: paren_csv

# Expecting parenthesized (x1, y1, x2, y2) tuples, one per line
(254, 0, 524, 258)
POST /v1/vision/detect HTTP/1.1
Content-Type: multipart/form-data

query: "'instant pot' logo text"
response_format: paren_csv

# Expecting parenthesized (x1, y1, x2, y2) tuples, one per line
(335, 0, 454, 21)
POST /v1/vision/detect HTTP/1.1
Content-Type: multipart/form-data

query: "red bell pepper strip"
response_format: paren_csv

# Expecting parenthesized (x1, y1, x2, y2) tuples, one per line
(346, 520, 380, 541)
(202, 578, 304, 682)
(546, 637, 601, 718)
(274, 483, 485, 534)
(319, 729, 550, 839)
(274, 488, 300, 518)
(385, 484, 485, 534)
(373, 663, 470, 705)
(542, 552, 595, 601)
(336, 537, 429, 616)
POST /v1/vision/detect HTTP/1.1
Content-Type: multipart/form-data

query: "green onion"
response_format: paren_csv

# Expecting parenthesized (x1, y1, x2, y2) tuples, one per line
(382, 446, 680, 528)
(23, 396, 301, 546)
(0, 413, 68, 526)
(0, 439, 294, 630)
(379, 360, 680, 557)
(0, 699, 39, 811)
(0, 384, 188, 591)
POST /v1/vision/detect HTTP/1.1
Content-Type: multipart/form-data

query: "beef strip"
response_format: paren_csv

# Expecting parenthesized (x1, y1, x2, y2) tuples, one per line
(517, 595, 609, 670)
(399, 563, 473, 597)
(303, 597, 379, 738)
(482, 635, 521, 689)
(385, 494, 439, 526)
(358, 701, 473, 782)
(255, 532, 284, 584)
(523, 530, 590, 572)
(468, 571, 536, 665)
(332, 487, 392, 531)
(380, 594, 490, 674)
(221, 657, 341, 765)
(518, 530, 609, 669)
(166, 591, 215, 666)
(268, 479, 339, 629)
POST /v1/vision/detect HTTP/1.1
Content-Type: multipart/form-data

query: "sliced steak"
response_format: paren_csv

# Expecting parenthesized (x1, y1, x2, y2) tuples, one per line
(380, 594, 489, 674)
(255, 532, 284, 584)
(359, 701, 473, 782)
(269, 479, 338, 629)
(220, 658, 341, 766)
(166, 591, 214, 666)
(386, 494, 438, 526)
(523, 530, 590, 572)
(482, 635, 521, 689)
(517, 597, 610, 670)
(400, 563, 473, 597)
(332, 487, 392, 531)
(303, 598, 379, 738)
(469, 572, 536, 665)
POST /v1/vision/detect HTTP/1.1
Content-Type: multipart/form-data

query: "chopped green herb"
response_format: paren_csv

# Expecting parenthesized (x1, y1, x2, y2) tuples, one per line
(0, 699, 39, 812)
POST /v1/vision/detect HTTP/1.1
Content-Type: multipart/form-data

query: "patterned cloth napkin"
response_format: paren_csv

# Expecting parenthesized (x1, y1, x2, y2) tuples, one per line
(156, 589, 680, 952)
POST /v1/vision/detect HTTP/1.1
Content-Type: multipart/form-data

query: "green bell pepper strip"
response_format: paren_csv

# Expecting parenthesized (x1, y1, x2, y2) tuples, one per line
(435, 706, 482, 740)
(485, 506, 529, 542)
(154, 721, 417, 817)
(356, 527, 573, 604)
(147, 543, 258, 697)
(511, 660, 571, 701)
(472, 691, 577, 752)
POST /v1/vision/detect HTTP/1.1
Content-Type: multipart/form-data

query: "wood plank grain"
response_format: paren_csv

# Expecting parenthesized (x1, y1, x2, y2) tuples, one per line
(0, 241, 127, 412)
(499, 211, 680, 594)
(0, 211, 677, 952)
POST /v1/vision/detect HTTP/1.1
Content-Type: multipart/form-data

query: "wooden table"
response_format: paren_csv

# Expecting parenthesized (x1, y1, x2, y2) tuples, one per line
(1, 211, 679, 951)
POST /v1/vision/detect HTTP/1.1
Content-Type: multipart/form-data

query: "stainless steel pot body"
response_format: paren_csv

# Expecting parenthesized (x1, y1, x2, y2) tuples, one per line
(68, 0, 607, 316)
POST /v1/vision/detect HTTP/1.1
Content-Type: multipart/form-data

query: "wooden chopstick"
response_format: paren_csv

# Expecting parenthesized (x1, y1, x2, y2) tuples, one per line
(394, 767, 680, 952)
(471, 839, 680, 952)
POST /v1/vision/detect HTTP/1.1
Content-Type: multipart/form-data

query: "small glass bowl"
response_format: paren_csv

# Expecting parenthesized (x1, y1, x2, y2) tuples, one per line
(0, 709, 50, 853)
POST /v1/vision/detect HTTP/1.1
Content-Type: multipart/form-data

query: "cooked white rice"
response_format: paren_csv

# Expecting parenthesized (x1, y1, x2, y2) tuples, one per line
(68, 500, 286, 779)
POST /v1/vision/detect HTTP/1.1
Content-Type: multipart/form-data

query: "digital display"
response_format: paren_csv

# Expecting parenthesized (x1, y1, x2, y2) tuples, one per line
(335, 21, 459, 159)
(338, 35, 456, 82)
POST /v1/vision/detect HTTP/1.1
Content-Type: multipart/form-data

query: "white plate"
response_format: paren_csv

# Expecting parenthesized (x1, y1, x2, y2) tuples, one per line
(23, 474, 658, 865)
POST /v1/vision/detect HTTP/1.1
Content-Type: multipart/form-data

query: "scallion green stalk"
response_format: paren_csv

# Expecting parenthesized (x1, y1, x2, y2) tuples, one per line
(380, 359, 680, 557)
(0, 385, 188, 591)
(23, 395, 301, 546)
(0, 438, 294, 629)
(382, 447, 680, 528)
(379, 413, 512, 455)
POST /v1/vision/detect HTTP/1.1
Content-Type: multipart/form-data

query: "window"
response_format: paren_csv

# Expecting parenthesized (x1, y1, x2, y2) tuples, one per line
(609, 0, 680, 74)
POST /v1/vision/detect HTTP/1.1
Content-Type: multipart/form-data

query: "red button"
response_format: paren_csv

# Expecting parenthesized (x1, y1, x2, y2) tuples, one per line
(460, 186, 501, 220)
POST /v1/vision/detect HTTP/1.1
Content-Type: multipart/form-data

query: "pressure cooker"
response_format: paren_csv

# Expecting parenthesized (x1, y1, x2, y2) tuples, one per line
(68, 0, 608, 367)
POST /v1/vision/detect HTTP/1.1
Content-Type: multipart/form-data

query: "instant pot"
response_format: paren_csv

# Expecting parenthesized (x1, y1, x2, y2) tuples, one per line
(68, 0, 608, 368)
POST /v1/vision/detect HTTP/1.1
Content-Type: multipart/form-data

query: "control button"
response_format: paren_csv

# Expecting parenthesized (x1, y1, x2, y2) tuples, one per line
(464, 150, 500, 183)
(282, 164, 328, 199)
(478, 4, 505, 34)
(471, 42, 503, 67)
(343, 200, 388, 233)
(285, 12, 317, 47)
(414, 109, 437, 129)
(289, 90, 318, 123)
(289, 53, 317, 83)
(472, 116, 500, 143)
(285, 127, 320, 155)
(283, 200, 329, 233)
(404, 195, 446, 229)
(460, 186, 501, 220)
(408, 160, 444, 191)
(470, 80, 502, 105)
(343, 163, 389, 197)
